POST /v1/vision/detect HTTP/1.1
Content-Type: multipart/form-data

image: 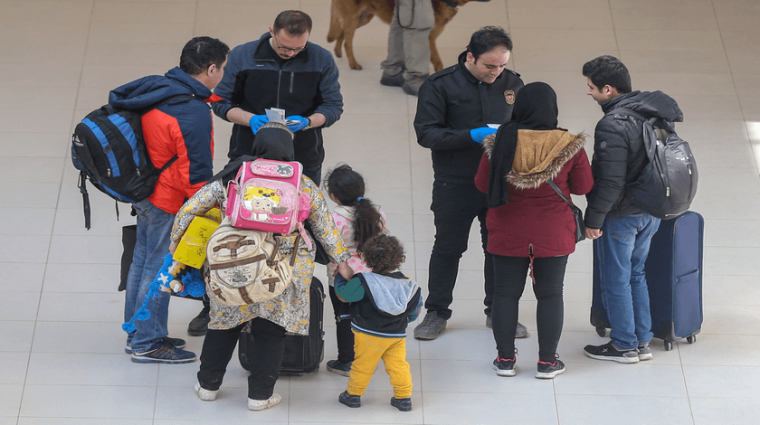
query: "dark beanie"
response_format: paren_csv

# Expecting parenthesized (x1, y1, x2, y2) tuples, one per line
(212, 122, 295, 185)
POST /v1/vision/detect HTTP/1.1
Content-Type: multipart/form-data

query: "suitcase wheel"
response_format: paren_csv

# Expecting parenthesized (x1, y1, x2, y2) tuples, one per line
(595, 327, 607, 337)
(664, 341, 673, 351)
(687, 335, 696, 344)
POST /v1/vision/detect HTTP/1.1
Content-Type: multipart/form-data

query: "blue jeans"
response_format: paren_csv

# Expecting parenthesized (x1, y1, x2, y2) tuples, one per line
(124, 199, 174, 353)
(596, 212, 661, 350)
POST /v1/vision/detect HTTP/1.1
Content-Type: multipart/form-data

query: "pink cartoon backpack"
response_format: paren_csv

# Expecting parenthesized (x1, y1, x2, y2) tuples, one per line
(225, 159, 311, 235)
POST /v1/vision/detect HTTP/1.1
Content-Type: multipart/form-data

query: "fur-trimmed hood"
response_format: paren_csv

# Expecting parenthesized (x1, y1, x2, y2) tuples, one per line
(483, 130, 586, 190)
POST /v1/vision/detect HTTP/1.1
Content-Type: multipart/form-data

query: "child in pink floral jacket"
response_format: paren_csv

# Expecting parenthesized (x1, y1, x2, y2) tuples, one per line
(323, 164, 387, 376)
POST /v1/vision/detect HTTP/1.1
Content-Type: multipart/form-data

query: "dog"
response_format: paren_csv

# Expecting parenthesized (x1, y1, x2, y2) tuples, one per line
(327, 0, 490, 72)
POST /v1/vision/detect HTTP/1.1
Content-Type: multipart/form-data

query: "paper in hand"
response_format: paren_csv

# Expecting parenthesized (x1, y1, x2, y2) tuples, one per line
(265, 108, 289, 125)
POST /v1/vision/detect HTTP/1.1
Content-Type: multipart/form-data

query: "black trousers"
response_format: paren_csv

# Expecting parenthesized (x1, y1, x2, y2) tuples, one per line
(328, 285, 355, 364)
(197, 317, 286, 400)
(491, 255, 568, 362)
(426, 181, 494, 320)
(302, 163, 322, 186)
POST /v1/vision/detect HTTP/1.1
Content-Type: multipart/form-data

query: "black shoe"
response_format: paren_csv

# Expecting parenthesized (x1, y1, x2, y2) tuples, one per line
(187, 305, 210, 336)
(637, 343, 653, 361)
(401, 77, 426, 96)
(339, 391, 361, 408)
(484, 315, 527, 339)
(493, 355, 516, 377)
(515, 322, 529, 338)
(326, 359, 352, 377)
(380, 72, 404, 87)
(536, 358, 566, 379)
(414, 311, 447, 340)
(131, 341, 196, 364)
(390, 397, 412, 411)
(584, 342, 639, 364)
(125, 336, 185, 354)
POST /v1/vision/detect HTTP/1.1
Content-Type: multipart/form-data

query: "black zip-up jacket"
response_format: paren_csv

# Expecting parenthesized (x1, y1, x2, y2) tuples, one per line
(414, 52, 524, 184)
(336, 271, 422, 338)
(212, 33, 343, 169)
(585, 90, 683, 228)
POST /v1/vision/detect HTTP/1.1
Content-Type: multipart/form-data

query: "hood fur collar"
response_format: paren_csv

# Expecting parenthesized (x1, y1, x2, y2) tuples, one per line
(483, 130, 586, 190)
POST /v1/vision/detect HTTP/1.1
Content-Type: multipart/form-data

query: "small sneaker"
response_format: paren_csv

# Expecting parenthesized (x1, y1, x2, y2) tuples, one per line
(584, 342, 639, 364)
(248, 393, 282, 411)
(390, 397, 412, 412)
(401, 77, 427, 96)
(516, 322, 529, 339)
(338, 391, 361, 408)
(380, 72, 405, 87)
(131, 341, 196, 364)
(187, 305, 211, 336)
(414, 311, 447, 340)
(536, 358, 566, 379)
(326, 359, 352, 377)
(637, 343, 653, 361)
(194, 382, 218, 401)
(493, 356, 516, 377)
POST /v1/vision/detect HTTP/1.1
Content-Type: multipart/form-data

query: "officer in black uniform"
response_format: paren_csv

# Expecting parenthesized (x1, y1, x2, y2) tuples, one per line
(413, 26, 526, 340)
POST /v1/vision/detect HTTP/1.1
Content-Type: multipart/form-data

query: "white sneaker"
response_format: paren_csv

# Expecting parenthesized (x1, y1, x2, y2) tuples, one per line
(194, 382, 218, 401)
(248, 393, 282, 411)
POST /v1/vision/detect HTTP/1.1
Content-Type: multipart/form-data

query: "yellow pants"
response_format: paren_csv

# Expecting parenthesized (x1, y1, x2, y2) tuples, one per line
(346, 330, 412, 398)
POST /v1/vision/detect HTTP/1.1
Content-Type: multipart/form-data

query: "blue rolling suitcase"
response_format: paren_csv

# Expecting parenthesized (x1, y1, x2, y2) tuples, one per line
(590, 211, 704, 351)
(646, 211, 704, 350)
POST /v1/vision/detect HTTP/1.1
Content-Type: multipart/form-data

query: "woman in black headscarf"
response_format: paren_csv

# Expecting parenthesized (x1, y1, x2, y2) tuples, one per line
(170, 123, 354, 411)
(474, 82, 593, 379)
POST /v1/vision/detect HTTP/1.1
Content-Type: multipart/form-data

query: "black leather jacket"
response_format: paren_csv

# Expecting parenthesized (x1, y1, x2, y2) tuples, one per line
(584, 90, 683, 228)
(414, 52, 524, 184)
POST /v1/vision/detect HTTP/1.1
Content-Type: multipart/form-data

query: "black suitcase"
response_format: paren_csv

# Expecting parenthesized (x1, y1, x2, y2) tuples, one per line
(590, 211, 704, 351)
(239, 276, 325, 375)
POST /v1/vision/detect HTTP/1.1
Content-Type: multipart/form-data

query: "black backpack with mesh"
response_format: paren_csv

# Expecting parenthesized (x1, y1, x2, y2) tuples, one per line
(618, 108, 698, 219)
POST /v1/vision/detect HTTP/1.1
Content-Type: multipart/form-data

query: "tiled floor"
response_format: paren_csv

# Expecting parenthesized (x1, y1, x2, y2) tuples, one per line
(1, 0, 759, 424)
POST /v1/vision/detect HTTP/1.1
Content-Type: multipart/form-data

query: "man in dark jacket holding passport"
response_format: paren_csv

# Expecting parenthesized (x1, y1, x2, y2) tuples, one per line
(211, 10, 343, 186)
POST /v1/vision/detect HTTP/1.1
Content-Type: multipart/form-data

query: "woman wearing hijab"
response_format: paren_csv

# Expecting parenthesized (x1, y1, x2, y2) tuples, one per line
(474, 82, 593, 379)
(170, 122, 354, 411)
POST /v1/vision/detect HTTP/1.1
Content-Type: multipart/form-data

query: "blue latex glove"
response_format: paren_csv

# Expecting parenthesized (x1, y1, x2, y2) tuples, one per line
(286, 115, 309, 132)
(470, 127, 498, 144)
(249, 114, 269, 134)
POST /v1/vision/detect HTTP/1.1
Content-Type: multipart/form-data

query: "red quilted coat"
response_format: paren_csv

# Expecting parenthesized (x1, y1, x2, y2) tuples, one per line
(109, 67, 221, 214)
(475, 129, 594, 258)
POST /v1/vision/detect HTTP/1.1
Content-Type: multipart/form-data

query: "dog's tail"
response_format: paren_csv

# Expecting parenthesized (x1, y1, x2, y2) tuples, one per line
(327, 0, 343, 42)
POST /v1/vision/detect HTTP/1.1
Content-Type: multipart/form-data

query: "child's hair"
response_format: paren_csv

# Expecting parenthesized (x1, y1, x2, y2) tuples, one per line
(324, 164, 384, 252)
(360, 235, 405, 274)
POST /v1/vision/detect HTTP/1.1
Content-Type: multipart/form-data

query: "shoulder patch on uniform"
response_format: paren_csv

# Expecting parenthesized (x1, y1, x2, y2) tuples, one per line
(429, 66, 457, 81)
(505, 69, 520, 77)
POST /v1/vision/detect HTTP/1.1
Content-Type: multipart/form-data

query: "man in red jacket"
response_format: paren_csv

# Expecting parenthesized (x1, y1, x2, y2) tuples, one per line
(111, 36, 229, 364)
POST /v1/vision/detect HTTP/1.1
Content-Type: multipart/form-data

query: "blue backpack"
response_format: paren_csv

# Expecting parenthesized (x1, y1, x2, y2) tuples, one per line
(71, 94, 193, 229)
